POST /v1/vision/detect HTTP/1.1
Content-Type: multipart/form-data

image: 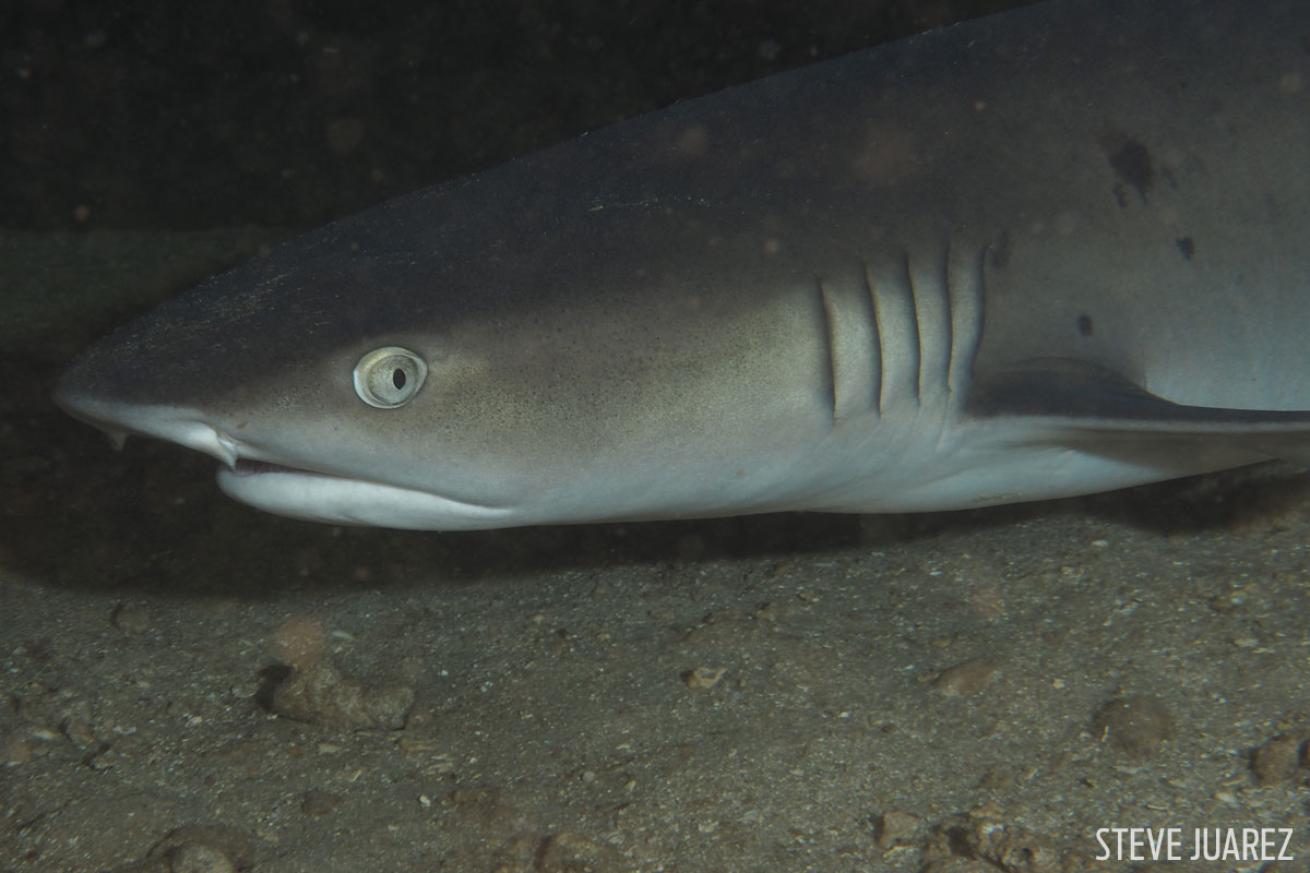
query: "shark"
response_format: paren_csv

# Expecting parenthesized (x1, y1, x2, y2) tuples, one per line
(54, 0, 1310, 531)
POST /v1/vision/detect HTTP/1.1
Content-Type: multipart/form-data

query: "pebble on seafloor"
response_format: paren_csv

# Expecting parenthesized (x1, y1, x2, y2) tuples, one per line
(1090, 695, 1176, 759)
(268, 660, 415, 730)
(105, 824, 257, 873)
(1249, 733, 1308, 786)
(683, 666, 727, 689)
(932, 658, 1001, 696)
(111, 602, 152, 635)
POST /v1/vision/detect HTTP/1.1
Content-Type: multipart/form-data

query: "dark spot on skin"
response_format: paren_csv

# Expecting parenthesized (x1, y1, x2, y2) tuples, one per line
(1106, 139, 1154, 204)
(1076, 314, 1094, 337)
(989, 231, 1011, 269)
(1176, 237, 1195, 261)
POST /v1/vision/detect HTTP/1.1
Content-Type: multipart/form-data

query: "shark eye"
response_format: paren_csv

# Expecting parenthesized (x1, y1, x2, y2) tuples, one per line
(353, 347, 428, 409)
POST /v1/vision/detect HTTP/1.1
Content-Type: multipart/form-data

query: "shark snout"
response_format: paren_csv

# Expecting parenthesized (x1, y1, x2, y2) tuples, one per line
(54, 377, 242, 469)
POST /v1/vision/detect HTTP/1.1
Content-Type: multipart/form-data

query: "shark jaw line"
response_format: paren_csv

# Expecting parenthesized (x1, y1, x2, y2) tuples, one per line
(213, 461, 517, 530)
(53, 394, 516, 529)
(209, 447, 519, 528)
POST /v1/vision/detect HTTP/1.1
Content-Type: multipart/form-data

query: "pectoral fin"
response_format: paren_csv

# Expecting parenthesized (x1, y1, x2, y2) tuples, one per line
(970, 358, 1310, 466)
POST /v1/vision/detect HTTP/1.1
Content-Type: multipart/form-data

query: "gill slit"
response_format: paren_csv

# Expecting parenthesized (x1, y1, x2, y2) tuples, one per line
(815, 276, 839, 424)
(860, 262, 884, 417)
(903, 250, 923, 406)
(947, 241, 987, 404)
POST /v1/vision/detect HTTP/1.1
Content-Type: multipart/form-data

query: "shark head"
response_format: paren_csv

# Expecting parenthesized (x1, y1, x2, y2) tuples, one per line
(54, 154, 847, 530)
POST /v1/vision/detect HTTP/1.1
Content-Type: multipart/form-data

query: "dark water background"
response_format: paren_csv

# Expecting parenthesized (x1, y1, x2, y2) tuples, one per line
(1, 0, 1034, 232)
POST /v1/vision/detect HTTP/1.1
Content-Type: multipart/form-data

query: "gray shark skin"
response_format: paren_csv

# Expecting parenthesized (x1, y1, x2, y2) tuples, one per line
(55, 0, 1310, 530)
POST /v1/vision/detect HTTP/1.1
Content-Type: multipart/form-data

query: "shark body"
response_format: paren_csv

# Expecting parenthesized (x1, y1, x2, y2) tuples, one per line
(56, 0, 1310, 530)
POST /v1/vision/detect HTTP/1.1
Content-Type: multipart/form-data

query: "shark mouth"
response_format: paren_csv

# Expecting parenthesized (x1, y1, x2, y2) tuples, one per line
(228, 458, 331, 477)
(53, 392, 517, 530)
(213, 460, 516, 529)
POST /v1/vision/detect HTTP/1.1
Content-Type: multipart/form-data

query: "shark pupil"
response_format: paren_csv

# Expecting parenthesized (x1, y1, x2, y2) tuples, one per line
(392, 368, 407, 390)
